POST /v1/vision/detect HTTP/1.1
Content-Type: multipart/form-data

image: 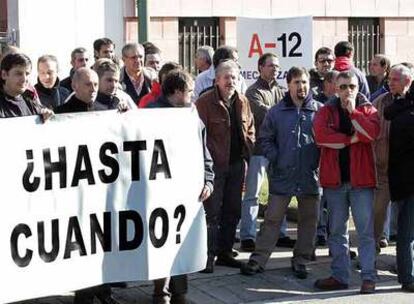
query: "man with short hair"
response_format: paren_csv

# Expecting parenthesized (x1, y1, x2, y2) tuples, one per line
(239, 52, 290, 252)
(196, 60, 255, 273)
(120, 43, 153, 106)
(314, 71, 379, 294)
(241, 67, 322, 279)
(93, 38, 115, 61)
(149, 69, 214, 304)
(367, 54, 391, 94)
(144, 43, 162, 72)
(309, 47, 335, 101)
(384, 65, 414, 292)
(55, 67, 123, 304)
(193, 45, 247, 101)
(61, 47, 89, 93)
(372, 64, 410, 252)
(195, 46, 214, 73)
(35, 55, 70, 110)
(333, 41, 370, 99)
(93, 58, 136, 111)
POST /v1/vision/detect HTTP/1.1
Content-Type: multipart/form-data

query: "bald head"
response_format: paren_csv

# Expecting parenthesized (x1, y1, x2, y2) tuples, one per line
(72, 67, 99, 103)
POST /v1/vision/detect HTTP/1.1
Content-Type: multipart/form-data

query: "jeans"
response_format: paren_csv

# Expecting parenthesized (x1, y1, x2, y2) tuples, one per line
(396, 195, 414, 285)
(240, 155, 288, 241)
(317, 194, 328, 238)
(325, 183, 376, 284)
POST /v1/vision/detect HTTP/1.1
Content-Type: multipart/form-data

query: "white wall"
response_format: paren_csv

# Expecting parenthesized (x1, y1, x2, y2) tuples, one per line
(10, 0, 125, 80)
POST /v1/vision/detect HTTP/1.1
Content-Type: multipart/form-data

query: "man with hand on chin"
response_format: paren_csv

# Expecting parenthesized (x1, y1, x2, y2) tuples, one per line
(314, 71, 380, 294)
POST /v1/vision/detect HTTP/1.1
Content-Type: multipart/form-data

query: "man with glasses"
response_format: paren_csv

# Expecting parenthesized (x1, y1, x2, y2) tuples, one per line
(313, 71, 380, 294)
(309, 47, 335, 102)
(239, 53, 294, 253)
(120, 43, 154, 106)
(61, 47, 89, 93)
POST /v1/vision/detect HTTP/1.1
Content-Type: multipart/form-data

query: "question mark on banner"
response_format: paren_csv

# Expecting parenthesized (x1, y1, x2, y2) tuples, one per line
(173, 205, 186, 244)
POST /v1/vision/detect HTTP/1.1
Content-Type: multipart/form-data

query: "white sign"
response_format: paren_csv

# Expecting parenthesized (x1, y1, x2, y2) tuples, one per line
(0, 109, 207, 304)
(237, 16, 314, 87)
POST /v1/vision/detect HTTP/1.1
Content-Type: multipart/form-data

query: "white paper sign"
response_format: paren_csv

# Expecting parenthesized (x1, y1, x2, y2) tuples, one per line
(237, 16, 314, 87)
(0, 108, 207, 303)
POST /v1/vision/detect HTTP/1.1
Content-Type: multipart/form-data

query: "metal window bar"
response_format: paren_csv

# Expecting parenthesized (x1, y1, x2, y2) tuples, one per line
(348, 24, 382, 74)
(179, 24, 220, 75)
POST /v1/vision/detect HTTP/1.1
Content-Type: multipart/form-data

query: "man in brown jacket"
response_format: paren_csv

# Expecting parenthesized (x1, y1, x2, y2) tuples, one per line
(196, 60, 255, 273)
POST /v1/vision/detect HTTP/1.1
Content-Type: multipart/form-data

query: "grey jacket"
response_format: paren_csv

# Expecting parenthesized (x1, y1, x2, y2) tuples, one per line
(245, 77, 286, 155)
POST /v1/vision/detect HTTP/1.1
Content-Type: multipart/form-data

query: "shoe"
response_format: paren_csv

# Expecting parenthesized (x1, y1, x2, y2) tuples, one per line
(215, 253, 242, 268)
(240, 239, 255, 252)
(379, 237, 388, 248)
(316, 235, 327, 246)
(360, 280, 376, 294)
(402, 282, 414, 292)
(199, 256, 215, 273)
(170, 294, 187, 304)
(240, 260, 264, 275)
(232, 249, 239, 257)
(276, 236, 296, 248)
(291, 260, 308, 279)
(97, 295, 122, 304)
(314, 277, 349, 291)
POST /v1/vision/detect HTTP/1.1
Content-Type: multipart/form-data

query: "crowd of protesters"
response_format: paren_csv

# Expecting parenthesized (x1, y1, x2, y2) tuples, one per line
(1, 36, 414, 304)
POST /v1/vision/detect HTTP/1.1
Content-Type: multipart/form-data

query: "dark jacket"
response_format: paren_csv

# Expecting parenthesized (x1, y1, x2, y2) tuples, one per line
(314, 94, 380, 189)
(0, 87, 43, 118)
(148, 95, 215, 192)
(55, 95, 94, 114)
(196, 86, 255, 171)
(260, 93, 322, 196)
(367, 75, 386, 95)
(120, 68, 152, 106)
(384, 95, 414, 201)
(60, 68, 75, 93)
(35, 78, 70, 110)
(309, 68, 324, 101)
(245, 77, 285, 155)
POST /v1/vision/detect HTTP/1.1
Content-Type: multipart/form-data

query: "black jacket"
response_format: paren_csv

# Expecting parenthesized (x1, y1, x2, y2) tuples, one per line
(120, 68, 152, 106)
(149, 95, 215, 193)
(35, 78, 70, 110)
(55, 95, 94, 114)
(60, 68, 75, 93)
(384, 95, 414, 201)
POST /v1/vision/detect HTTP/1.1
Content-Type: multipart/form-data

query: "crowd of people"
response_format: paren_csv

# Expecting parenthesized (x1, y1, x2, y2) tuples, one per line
(1, 37, 414, 304)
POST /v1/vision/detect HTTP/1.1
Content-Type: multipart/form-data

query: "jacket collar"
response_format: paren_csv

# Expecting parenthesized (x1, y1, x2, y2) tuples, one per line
(281, 92, 318, 111)
(212, 85, 239, 106)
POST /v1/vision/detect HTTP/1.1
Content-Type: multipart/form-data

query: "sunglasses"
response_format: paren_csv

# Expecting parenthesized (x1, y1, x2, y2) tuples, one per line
(339, 84, 357, 90)
(318, 59, 334, 64)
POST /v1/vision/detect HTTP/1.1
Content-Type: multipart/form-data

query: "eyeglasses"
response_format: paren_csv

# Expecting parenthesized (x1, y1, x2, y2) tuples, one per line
(339, 84, 357, 90)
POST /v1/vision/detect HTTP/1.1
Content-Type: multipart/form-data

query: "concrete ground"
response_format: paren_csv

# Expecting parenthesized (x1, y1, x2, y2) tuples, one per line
(12, 224, 411, 304)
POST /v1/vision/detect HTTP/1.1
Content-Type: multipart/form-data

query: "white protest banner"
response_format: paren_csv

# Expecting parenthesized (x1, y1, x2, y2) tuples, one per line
(237, 16, 313, 87)
(0, 108, 207, 304)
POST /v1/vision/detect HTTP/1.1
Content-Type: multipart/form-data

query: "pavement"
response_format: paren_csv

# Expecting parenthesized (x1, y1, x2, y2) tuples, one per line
(12, 224, 413, 304)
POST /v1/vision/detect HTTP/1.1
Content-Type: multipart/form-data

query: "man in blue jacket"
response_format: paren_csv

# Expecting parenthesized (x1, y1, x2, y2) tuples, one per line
(241, 67, 322, 279)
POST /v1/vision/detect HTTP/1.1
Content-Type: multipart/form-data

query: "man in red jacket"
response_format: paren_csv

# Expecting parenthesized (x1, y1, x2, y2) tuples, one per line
(313, 71, 380, 294)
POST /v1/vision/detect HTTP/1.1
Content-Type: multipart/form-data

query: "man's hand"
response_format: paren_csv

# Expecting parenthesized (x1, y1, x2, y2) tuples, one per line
(199, 185, 211, 202)
(350, 134, 359, 144)
(117, 100, 131, 112)
(345, 98, 355, 113)
(40, 108, 54, 122)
